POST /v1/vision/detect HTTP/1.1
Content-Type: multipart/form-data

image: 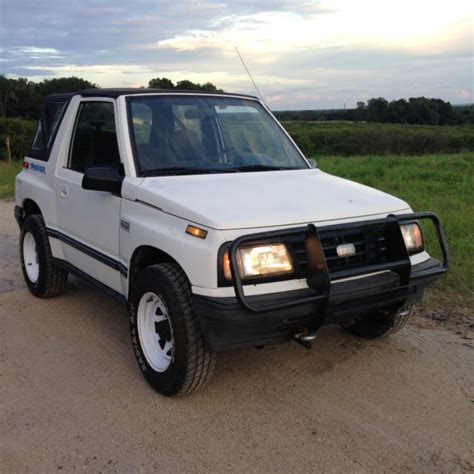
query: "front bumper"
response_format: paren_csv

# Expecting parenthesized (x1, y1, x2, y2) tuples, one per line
(195, 212, 449, 352)
(195, 257, 441, 351)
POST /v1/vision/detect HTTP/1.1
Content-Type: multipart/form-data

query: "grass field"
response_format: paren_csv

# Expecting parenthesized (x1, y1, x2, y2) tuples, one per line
(0, 160, 22, 199)
(317, 153, 474, 309)
(1, 152, 472, 309)
(283, 121, 474, 156)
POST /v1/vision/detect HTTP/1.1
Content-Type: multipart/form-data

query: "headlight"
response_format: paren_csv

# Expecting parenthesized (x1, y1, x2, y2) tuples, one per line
(400, 223, 424, 254)
(223, 243, 294, 280)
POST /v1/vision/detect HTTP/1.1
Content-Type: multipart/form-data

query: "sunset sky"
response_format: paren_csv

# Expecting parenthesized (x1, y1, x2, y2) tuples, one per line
(0, 0, 472, 109)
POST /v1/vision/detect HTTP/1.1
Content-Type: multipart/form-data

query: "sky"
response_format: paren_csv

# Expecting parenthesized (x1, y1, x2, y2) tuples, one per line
(0, 0, 472, 110)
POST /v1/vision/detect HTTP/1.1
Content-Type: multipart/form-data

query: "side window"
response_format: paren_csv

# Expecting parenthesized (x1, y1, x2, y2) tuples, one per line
(31, 100, 68, 158)
(68, 102, 121, 173)
(31, 120, 45, 151)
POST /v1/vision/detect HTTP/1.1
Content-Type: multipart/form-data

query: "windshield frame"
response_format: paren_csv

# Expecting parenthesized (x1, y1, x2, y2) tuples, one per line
(125, 93, 310, 177)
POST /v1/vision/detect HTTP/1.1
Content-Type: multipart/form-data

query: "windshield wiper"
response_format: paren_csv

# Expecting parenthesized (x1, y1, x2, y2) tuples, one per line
(141, 167, 237, 177)
(141, 165, 303, 176)
(234, 165, 301, 172)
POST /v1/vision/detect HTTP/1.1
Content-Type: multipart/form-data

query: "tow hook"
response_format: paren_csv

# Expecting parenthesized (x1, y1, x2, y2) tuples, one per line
(293, 331, 317, 349)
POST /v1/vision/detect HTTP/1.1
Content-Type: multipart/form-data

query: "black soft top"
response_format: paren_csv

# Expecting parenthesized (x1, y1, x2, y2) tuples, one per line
(48, 88, 258, 100)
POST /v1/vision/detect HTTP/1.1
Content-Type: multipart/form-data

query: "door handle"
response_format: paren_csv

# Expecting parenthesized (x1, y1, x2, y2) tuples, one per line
(59, 184, 69, 198)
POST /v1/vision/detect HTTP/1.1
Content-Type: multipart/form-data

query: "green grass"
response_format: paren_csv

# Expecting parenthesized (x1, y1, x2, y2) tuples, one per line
(283, 121, 474, 156)
(0, 161, 22, 199)
(317, 152, 474, 308)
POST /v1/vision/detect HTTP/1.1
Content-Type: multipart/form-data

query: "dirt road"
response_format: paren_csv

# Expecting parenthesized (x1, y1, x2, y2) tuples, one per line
(1, 200, 473, 473)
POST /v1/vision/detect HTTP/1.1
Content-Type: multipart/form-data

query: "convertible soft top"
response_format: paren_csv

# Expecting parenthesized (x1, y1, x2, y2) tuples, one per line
(48, 88, 258, 100)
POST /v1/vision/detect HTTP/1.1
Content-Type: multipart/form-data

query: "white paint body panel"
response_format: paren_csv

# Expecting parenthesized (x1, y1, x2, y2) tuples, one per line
(136, 169, 410, 231)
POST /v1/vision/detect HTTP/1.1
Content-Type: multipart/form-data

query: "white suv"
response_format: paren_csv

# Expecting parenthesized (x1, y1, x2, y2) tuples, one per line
(15, 89, 449, 396)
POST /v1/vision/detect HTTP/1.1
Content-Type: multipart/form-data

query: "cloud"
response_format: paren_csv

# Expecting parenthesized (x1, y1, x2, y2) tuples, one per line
(153, 11, 328, 54)
(18, 47, 60, 55)
(22, 64, 148, 74)
(0, 0, 472, 109)
(153, 0, 472, 55)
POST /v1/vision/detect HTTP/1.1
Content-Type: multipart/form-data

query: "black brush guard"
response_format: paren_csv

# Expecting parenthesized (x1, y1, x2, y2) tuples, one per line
(228, 212, 449, 313)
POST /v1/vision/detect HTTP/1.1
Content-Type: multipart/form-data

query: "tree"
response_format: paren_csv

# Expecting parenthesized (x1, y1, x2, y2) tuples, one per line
(175, 79, 199, 90)
(200, 82, 222, 92)
(431, 99, 456, 125)
(407, 97, 440, 125)
(39, 77, 97, 96)
(148, 77, 175, 89)
(386, 99, 409, 124)
(367, 97, 388, 122)
(176, 79, 223, 92)
(0, 76, 97, 119)
(0, 75, 14, 118)
(355, 101, 366, 121)
(0, 76, 42, 119)
(147, 77, 223, 92)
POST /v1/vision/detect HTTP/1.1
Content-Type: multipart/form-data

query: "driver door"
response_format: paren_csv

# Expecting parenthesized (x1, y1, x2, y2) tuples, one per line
(54, 99, 123, 294)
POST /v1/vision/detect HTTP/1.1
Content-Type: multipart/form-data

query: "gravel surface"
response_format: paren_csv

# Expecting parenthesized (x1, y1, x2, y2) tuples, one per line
(1, 200, 473, 473)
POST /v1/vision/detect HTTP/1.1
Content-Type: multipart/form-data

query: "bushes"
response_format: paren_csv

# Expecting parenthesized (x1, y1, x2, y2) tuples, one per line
(0, 118, 36, 160)
(283, 121, 474, 156)
(1, 117, 473, 162)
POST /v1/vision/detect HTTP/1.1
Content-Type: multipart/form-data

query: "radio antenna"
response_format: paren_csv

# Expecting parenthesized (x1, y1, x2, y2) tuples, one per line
(234, 46, 265, 103)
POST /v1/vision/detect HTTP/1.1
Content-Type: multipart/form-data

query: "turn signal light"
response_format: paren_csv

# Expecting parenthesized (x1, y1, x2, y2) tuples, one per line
(186, 225, 208, 239)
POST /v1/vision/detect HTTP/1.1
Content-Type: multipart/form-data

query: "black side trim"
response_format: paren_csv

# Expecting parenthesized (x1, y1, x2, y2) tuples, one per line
(47, 228, 128, 277)
(53, 258, 126, 304)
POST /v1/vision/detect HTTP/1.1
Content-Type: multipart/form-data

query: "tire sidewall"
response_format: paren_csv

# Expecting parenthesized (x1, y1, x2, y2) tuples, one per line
(129, 266, 191, 396)
(20, 215, 50, 297)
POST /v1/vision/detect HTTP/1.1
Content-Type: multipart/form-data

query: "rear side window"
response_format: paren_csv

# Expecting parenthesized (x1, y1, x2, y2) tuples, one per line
(30, 100, 68, 160)
(68, 101, 121, 173)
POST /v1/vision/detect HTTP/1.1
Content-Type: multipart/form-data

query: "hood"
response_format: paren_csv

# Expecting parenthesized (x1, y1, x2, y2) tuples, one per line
(136, 169, 410, 230)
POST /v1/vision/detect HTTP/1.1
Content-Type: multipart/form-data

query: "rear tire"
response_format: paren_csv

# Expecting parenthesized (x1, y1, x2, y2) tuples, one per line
(20, 214, 68, 298)
(129, 263, 215, 396)
(341, 307, 413, 339)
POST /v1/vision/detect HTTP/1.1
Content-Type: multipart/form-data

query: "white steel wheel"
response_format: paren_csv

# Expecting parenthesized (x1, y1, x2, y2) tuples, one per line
(130, 263, 216, 396)
(23, 232, 39, 283)
(20, 214, 68, 298)
(137, 291, 175, 373)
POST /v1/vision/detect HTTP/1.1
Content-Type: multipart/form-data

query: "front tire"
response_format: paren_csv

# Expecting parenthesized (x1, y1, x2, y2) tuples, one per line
(341, 307, 413, 339)
(129, 263, 215, 396)
(20, 214, 68, 298)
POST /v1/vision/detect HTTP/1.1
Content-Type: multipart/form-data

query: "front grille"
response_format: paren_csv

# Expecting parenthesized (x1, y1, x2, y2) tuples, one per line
(320, 224, 388, 274)
(288, 223, 388, 278)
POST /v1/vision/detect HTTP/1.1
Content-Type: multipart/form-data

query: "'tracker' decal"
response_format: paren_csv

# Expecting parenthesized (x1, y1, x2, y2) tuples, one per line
(29, 162, 46, 174)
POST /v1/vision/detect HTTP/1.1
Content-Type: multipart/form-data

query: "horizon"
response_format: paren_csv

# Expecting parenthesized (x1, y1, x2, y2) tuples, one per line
(0, 0, 472, 110)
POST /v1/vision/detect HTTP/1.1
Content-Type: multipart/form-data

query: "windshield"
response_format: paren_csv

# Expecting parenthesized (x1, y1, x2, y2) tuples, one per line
(127, 95, 308, 176)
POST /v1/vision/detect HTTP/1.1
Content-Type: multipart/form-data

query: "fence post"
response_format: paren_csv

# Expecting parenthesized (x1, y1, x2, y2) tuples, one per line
(5, 136, 12, 163)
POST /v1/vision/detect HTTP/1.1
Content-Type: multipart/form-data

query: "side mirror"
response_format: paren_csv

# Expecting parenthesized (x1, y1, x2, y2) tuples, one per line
(82, 166, 124, 195)
(308, 159, 317, 169)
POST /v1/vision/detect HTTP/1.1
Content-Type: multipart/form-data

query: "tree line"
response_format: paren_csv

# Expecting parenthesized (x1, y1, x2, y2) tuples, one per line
(1, 74, 472, 125)
(274, 98, 473, 125)
(0, 75, 222, 119)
